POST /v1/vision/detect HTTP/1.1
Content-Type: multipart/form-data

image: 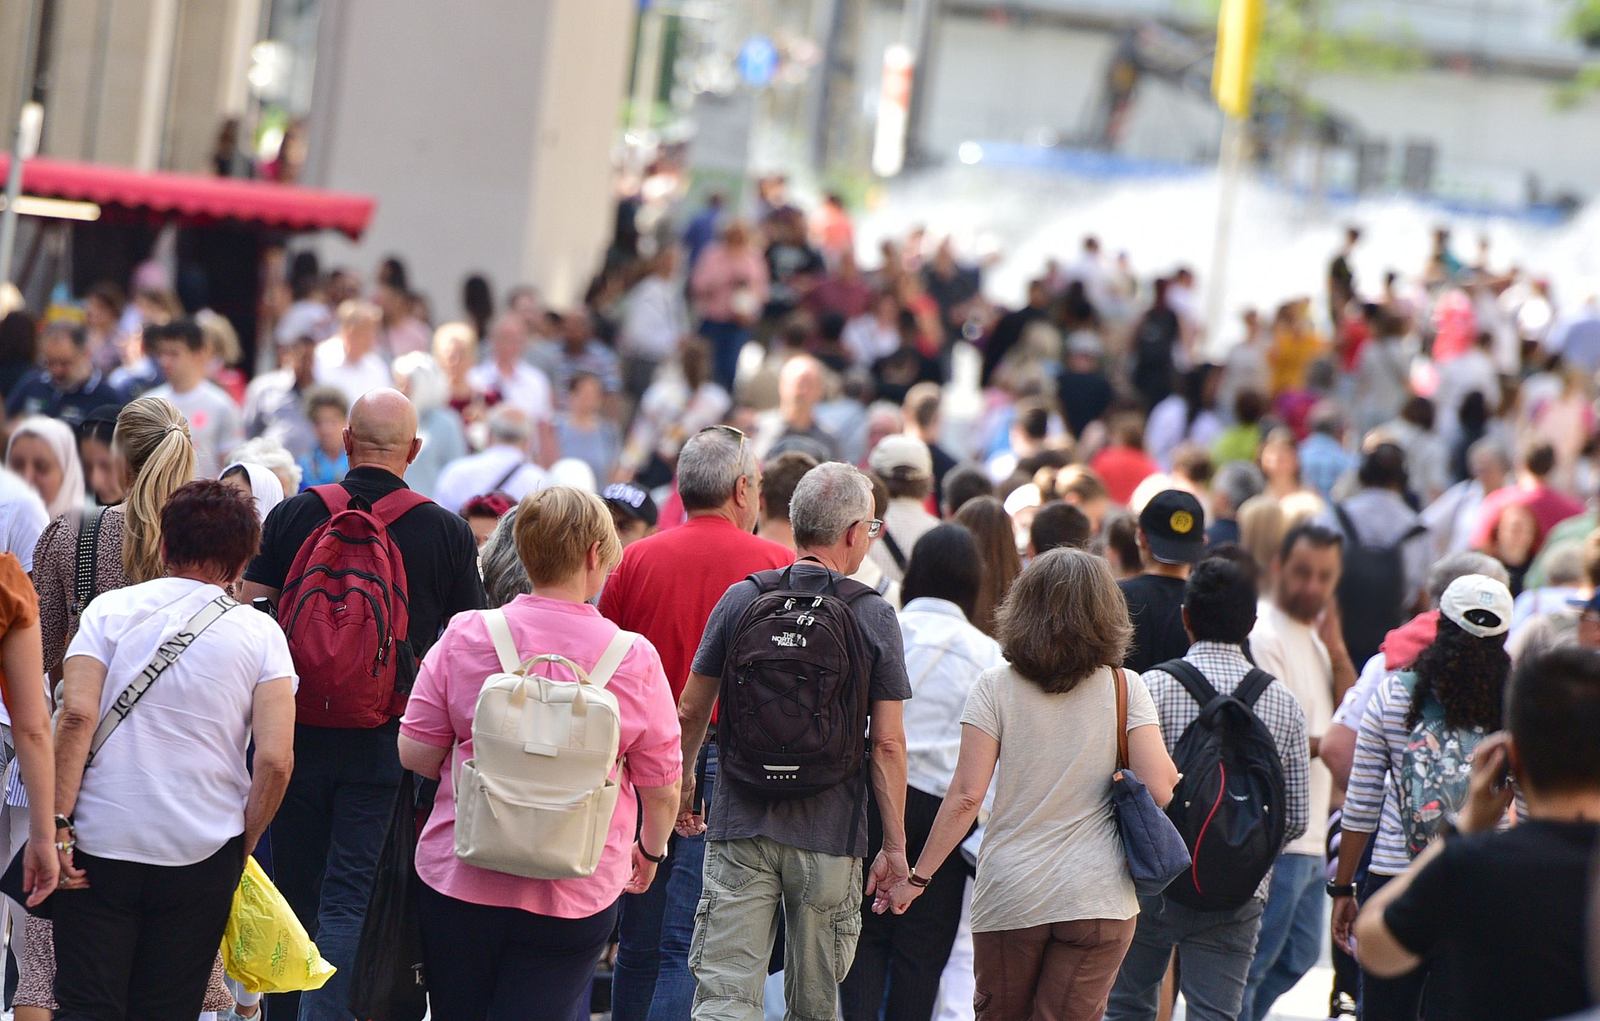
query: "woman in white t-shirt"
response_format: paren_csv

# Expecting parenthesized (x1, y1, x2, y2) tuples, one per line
(878, 549, 1179, 1021)
(50, 480, 296, 1020)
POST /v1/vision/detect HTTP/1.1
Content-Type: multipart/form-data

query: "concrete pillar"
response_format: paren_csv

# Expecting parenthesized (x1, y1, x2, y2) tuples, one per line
(304, 0, 633, 314)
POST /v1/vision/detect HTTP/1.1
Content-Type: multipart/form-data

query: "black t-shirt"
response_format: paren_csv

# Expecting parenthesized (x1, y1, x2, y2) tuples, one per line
(244, 466, 486, 658)
(1058, 370, 1114, 437)
(1383, 820, 1599, 1021)
(872, 347, 943, 406)
(1119, 573, 1190, 674)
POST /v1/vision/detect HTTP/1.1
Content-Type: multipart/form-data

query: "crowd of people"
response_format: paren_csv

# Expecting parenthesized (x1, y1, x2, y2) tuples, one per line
(0, 171, 1593, 1021)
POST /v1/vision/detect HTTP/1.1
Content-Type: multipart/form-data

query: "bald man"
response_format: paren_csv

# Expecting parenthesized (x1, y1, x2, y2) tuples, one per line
(241, 388, 485, 1021)
(754, 354, 841, 461)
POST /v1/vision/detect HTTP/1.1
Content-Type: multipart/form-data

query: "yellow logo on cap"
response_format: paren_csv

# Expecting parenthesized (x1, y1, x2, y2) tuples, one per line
(1170, 510, 1195, 535)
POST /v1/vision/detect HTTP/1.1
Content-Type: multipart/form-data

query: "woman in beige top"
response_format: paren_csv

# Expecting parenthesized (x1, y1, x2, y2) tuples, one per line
(879, 549, 1179, 1021)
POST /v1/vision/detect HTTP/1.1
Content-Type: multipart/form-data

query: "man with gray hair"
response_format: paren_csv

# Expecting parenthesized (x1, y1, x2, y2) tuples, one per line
(1422, 437, 1510, 559)
(599, 425, 793, 1021)
(678, 461, 911, 1021)
(431, 403, 549, 515)
(1207, 460, 1265, 549)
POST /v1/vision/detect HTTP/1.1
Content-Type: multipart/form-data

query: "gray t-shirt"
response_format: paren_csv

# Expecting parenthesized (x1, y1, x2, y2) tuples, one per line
(691, 561, 911, 858)
(147, 381, 243, 480)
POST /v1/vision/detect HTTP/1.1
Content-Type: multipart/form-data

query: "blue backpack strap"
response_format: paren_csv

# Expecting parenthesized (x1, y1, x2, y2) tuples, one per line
(1154, 658, 1219, 709)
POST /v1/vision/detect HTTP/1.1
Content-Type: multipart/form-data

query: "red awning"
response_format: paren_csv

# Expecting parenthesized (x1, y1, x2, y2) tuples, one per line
(0, 155, 375, 239)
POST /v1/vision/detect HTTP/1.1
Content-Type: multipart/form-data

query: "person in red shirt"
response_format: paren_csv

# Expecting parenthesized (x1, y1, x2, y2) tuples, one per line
(1090, 413, 1162, 507)
(1470, 442, 1584, 552)
(598, 425, 792, 1021)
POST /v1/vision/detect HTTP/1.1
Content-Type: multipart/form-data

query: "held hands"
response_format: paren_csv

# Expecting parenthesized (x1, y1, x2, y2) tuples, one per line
(675, 774, 706, 838)
(867, 848, 917, 916)
(54, 843, 88, 896)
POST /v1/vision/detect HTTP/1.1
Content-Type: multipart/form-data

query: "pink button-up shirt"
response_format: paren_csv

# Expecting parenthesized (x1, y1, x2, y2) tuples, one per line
(401, 594, 682, 918)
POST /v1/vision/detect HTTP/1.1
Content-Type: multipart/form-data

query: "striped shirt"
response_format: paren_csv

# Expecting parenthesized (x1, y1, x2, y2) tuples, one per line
(1141, 641, 1312, 900)
(1345, 671, 1506, 876)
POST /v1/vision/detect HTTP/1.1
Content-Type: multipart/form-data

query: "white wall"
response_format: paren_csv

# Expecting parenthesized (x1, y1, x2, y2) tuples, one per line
(304, 0, 632, 315)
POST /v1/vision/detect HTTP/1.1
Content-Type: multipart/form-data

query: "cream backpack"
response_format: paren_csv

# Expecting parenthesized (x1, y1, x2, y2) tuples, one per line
(453, 608, 637, 879)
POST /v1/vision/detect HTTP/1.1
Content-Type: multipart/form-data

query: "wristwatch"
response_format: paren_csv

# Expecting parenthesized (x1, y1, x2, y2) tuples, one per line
(53, 814, 73, 832)
(637, 842, 667, 865)
(1325, 881, 1357, 899)
(908, 870, 932, 889)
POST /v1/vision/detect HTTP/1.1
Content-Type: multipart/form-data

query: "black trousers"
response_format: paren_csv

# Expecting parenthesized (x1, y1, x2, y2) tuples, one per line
(840, 786, 971, 1021)
(1358, 873, 1454, 1021)
(53, 835, 244, 1021)
(418, 881, 619, 1021)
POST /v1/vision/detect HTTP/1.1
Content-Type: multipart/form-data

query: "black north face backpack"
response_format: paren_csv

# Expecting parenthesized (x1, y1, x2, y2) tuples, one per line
(1155, 659, 1288, 911)
(718, 561, 875, 800)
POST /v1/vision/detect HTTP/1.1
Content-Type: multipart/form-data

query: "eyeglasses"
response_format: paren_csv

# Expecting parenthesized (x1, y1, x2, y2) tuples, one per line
(862, 518, 883, 539)
(697, 424, 748, 467)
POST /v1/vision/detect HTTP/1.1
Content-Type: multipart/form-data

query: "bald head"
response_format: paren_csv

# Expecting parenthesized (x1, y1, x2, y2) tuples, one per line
(346, 388, 421, 474)
(779, 356, 825, 420)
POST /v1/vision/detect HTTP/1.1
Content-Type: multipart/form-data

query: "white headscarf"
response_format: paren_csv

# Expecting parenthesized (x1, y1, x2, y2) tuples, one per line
(7, 416, 85, 519)
(221, 461, 286, 524)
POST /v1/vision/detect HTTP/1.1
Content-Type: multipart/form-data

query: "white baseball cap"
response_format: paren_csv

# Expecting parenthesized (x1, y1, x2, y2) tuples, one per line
(1439, 574, 1514, 639)
(868, 435, 933, 479)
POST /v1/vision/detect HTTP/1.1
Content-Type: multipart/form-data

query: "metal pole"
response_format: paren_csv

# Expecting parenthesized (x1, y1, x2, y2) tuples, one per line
(631, 3, 665, 146)
(1203, 115, 1246, 356)
(1, 0, 44, 288)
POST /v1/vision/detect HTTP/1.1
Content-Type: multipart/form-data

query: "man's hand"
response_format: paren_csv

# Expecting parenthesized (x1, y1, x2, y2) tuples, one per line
(1331, 894, 1359, 955)
(874, 878, 925, 916)
(866, 847, 909, 898)
(55, 844, 88, 894)
(1458, 732, 1516, 835)
(675, 774, 705, 837)
(1318, 601, 1349, 657)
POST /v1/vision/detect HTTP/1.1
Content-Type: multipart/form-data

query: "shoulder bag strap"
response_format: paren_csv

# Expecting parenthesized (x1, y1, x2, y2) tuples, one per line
(86, 595, 238, 766)
(1114, 667, 1130, 771)
(482, 609, 521, 675)
(1331, 502, 1358, 541)
(587, 630, 638, 691)
(489, 457, 526, 495)
(882, 530, 908, 572)
(73, 504, 107, 613)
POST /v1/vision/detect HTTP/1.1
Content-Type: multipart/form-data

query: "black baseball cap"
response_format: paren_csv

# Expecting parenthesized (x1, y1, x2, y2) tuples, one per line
(602, 483, 658, 528)
(1138, 489, 1206, 565)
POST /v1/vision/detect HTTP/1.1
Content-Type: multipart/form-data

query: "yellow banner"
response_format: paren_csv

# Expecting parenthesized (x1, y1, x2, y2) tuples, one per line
(1212, 0, 1265, 119)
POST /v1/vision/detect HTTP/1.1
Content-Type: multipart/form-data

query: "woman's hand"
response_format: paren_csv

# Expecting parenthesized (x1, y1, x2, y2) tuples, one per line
(23, 835, 59, 907)
(623, 843, 660, 895)
(55, 842, 88, 894)
(1331, 894, 1359, 955)
(872, 878, 924, 916)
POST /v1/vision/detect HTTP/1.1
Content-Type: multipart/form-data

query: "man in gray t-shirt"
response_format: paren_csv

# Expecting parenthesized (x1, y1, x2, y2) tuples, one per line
(678, 462, 910, 1021)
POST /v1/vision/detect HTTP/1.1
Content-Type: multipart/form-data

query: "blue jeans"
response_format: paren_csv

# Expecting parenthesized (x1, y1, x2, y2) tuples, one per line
(699, 320, 749, 394)
(613, 744, 717, 1021)
(1106, 893, 1264, 1021)
(267, 724, 404, 1021)
(1239, 853, 1325, 1021)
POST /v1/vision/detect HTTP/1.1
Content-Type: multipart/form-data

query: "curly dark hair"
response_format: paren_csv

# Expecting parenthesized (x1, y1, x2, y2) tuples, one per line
(1405, 616, 1509, 731)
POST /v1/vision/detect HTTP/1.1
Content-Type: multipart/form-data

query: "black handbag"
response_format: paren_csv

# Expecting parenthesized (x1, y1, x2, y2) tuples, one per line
(348, 770, 428, 1021)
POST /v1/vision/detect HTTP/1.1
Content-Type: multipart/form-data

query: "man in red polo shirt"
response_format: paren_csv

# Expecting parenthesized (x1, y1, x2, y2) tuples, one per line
(600, 425, 792, 1021)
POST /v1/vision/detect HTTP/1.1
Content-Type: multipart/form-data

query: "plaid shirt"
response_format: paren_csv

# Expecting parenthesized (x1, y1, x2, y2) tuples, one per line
(1141, 641, 1312, 900)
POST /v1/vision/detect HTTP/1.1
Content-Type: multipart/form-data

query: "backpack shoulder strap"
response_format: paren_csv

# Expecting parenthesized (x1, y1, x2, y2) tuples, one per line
(1331, 502, 1358, 541)
(588, 629, 638, 691)
(1155, 657, 1220, 709)
(745, 568, 786, 594)
(482, 609, 521, 675)
(834, 576, 880, 604)
(311, 484, 351, 515)
(1234, 667, 1275, 709)
(371, 487, 431, 526)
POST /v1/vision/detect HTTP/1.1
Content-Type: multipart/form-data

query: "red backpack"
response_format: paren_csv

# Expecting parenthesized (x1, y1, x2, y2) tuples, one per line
(280, 485, 430, 728)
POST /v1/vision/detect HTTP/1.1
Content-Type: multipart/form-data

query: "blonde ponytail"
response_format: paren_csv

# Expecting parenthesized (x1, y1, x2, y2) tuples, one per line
(114, 397, 197, 582)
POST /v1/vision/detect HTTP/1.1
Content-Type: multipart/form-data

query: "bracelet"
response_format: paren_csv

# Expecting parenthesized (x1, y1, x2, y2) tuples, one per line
(908, 869, 931, 889)
(53, 838, 74, 853)
(637, 841, 667, 865)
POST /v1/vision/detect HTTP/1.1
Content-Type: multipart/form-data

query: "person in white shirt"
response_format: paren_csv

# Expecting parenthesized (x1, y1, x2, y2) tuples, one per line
(51, 479, 296, 1020)
(0, 468, 47, 573)
(145, 319, 243, 479)
(841, 524, 1003, 1021)
(1240, 523, 1357, 1021)
(867, 435, 940, 585)
(467, 313, 557, 459)
(314, 300, 393, 405)
(618, 246, 689, 400)
(1421, 439, 1509, 560)
(432, 404, 550, 516)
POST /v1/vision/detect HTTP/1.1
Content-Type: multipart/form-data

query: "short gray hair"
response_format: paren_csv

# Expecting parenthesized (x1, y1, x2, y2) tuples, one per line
(487, 403, 532, 445)
(791, 462, 873, 549)
(228, 436, 303, 493)
(1468, 437, 1511, 474)
(677, 427, 754, 511)
(1427, 551, 1510, 606)
(481, 508, 531, 608)
(1213, 461, 1265, 515)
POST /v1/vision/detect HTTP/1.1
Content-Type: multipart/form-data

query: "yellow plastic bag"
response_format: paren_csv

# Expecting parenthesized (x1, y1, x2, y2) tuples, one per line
(221, 856, 337, 993)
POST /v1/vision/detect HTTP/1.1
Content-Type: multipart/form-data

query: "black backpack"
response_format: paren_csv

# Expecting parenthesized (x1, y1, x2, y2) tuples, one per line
(1156, 659, 1288, 911)
(1332, 503, 1427, 669)
(717, 561, 875, 800)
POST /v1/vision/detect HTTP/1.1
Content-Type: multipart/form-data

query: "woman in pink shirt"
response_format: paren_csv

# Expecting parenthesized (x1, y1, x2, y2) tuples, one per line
(399, 487, 682, 1021)
(691, 220, 769, 393)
